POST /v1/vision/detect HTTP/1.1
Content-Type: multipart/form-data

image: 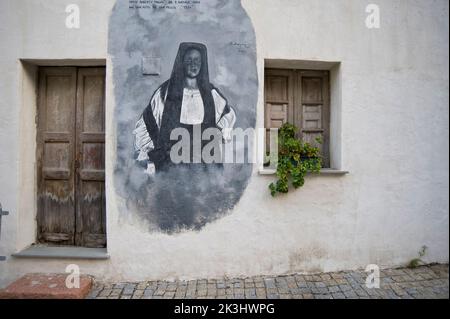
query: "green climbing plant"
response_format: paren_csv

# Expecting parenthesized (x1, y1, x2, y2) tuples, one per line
(407, 245, 428, 269)
(269, 123, 322, 196)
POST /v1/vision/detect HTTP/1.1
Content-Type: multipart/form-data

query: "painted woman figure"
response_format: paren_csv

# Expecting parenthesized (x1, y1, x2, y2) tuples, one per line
(133, 42, 236, 174)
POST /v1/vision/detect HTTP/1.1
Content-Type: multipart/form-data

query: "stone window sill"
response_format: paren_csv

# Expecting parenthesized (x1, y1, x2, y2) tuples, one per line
(12, 244, 109, 260)
(259, 168, 349, 175)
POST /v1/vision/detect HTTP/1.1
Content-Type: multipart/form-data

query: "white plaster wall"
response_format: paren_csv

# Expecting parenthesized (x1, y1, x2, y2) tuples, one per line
(0, 0, 448, 286)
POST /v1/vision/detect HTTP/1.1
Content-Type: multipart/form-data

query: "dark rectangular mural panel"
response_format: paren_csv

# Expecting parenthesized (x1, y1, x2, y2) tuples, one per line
(109, 0, 258, 233)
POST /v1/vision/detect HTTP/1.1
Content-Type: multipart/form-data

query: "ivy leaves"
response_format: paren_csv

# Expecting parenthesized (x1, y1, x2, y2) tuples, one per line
(269, 123, 322, 196)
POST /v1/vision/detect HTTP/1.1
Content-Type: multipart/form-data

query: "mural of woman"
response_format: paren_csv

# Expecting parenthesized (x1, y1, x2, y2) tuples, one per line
(133, 42, 237, 174)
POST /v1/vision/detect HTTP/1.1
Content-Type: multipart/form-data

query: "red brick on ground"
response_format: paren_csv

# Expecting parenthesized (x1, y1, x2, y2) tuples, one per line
(0, 273, 92, 299)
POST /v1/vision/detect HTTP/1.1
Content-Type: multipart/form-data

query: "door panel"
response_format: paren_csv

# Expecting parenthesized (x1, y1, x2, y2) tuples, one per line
(75, 68, 106, 248)
(37, 67, 106, 247)
(266, 103, 288, 128)
(265, 75, 289, 102)
(301, 77, 323, 103)
(37, 67, 77, 245)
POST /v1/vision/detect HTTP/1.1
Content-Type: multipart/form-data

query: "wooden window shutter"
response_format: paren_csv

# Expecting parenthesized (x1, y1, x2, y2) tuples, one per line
(264, 69, 294, 151)
(297, 70, 330, 168)
(265, 69, 330, 168)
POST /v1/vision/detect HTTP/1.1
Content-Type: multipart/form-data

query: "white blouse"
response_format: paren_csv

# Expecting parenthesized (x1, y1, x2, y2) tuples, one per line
(180, 88, 204, 125)
(133, 87, 236, 163)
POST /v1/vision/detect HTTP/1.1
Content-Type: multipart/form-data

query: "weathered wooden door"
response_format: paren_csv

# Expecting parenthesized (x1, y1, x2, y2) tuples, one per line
(265, 69, 330, 167)
(37, 67, 106, 248)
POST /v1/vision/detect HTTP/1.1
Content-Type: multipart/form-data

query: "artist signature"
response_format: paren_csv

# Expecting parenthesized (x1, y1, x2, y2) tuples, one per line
(229, 42, 251, 50)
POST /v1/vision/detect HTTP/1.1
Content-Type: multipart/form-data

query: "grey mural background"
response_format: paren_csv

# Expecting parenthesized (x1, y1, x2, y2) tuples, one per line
(108, 0, 258, 233)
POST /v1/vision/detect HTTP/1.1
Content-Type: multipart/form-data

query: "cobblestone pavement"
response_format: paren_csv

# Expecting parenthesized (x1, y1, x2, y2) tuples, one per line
(87, 264, 448, 299)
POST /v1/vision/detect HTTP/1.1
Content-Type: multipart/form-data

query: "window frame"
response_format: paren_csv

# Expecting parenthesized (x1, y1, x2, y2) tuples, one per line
(264, 68, 331, 168)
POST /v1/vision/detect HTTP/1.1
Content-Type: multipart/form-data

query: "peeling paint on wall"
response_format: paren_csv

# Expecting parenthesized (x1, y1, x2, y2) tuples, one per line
(109, 0, 258, 233)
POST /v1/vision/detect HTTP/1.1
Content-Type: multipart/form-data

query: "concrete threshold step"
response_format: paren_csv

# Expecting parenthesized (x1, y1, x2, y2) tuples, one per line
(0, 273, 92, 299)
(12, 245, 109, 260)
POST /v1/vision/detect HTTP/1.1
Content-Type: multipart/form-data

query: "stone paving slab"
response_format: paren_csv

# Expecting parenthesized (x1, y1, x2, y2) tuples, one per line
(0, 273, 92, 299)
(87, 264, 449, 299)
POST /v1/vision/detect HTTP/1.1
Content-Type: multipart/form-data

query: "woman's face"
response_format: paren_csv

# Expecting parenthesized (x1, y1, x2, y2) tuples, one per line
(183, 49, 202, 78)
